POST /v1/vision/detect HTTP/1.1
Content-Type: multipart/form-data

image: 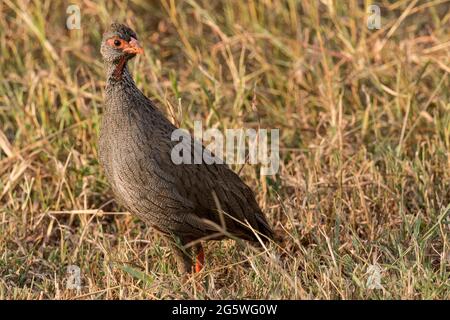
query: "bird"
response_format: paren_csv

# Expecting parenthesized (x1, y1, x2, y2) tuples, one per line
(99, 23, 274, 274)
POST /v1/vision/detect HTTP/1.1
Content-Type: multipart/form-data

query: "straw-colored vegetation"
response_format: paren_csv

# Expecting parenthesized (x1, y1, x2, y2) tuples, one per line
(0, 0, 449, 299)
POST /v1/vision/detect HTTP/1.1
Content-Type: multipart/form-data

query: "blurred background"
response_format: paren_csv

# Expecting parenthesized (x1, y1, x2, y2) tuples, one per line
(0, 0, 449, 299)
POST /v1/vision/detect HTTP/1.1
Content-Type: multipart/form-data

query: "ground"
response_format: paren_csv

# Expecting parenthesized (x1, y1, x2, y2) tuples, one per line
(0, 0, 449, 299)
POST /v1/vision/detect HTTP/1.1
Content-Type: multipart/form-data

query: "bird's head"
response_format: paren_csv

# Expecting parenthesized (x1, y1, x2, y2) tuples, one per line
(101, 23, 144, 64)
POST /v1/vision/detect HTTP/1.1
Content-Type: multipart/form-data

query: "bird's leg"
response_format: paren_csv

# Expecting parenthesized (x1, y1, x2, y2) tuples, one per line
(168, 237, 194, 274)
(194, 243, 204, 273)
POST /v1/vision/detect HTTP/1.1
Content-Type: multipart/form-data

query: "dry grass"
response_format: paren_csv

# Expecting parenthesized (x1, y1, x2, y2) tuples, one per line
(0, 0, 449, 299)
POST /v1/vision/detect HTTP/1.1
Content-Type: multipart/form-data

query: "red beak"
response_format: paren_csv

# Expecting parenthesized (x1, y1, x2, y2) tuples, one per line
(123, 37, 144, 55)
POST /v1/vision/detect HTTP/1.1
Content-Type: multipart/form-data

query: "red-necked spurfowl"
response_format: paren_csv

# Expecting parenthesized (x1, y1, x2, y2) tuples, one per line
(99, 23, 273, 274)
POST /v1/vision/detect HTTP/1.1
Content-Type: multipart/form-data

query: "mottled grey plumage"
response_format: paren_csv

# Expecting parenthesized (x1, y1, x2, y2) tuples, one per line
(99, 23, 273, 273)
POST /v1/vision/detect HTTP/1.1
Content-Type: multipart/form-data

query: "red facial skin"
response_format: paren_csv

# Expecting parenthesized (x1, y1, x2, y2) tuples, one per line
(107, 36, 144, 55)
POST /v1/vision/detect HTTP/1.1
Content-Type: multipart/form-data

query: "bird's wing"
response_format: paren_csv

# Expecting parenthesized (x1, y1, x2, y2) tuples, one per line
(159, 137, 274, 242)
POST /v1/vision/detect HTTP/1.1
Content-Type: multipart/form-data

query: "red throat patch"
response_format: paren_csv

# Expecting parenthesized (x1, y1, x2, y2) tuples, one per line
(113, 56, 127, 80)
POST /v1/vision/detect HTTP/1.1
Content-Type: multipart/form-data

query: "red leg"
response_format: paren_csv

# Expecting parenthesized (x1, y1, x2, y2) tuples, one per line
(195, 245, 204, 273)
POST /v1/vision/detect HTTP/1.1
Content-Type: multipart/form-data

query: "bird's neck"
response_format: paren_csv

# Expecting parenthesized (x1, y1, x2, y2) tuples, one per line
(105, 59, 135, 87)
(104, 60, 152, 114)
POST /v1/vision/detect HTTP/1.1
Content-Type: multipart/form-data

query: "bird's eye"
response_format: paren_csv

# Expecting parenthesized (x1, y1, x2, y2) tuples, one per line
(114, 39, 121, 47)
